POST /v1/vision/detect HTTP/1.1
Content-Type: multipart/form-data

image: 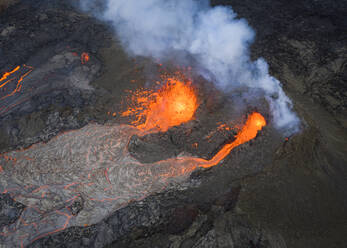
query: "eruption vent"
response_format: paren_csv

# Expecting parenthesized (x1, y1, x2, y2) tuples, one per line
(122, 77, 198, 132)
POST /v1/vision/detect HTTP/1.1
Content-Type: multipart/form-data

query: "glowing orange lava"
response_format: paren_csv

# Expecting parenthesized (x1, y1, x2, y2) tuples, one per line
(0, 66, 20, 82)
(0, 65, 33, 100)
(81, 52, 90, 64)
(199, 112, 267, 168)
(122, 78, 198, 132)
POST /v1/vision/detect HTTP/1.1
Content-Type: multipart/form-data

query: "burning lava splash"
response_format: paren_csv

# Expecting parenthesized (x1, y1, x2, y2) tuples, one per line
(121, 76, 198, 132)
(0, 70, 266, 247)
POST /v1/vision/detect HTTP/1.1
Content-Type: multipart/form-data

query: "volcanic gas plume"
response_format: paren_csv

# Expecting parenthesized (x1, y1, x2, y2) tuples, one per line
(0, 75, 266, 247)
(81, 0, 299, 133)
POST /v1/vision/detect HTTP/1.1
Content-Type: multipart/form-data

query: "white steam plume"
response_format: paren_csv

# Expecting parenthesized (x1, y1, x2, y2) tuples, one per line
(83, 0, 300, 132)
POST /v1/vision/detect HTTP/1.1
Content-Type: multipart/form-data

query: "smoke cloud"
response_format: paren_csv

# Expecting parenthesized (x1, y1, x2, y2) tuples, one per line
(82, 0, 300, 132)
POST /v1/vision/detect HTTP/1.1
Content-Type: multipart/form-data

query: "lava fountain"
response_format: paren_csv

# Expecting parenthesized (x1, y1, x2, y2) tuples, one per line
(122, 77, 198, 132)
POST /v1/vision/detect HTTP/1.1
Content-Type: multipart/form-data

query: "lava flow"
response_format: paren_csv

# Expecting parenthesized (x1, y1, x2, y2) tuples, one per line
(198, 112, 266, 168)
(0, 65, 34, 100)
(122, 77, 198, 132)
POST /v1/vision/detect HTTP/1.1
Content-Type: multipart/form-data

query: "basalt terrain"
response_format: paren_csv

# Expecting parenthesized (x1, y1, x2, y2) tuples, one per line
(0, 0, 346, 248)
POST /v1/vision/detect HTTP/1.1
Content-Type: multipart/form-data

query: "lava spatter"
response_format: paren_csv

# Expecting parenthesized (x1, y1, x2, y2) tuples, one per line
(122, 76, 198, 133)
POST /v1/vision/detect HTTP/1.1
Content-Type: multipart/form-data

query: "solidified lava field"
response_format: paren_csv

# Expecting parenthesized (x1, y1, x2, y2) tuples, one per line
(0, 0, 346, 248)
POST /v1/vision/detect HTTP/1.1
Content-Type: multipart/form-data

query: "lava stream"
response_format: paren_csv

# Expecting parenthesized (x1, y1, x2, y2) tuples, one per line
(0, 65, 34, 100)
(198, 112, 266, 168)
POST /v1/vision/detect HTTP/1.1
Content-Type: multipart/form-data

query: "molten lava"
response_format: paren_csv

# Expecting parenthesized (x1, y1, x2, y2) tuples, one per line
(122, 77, 198, 132)
(81, 52, 90, 64)
(0, 65, 20, 82)
(0, 65, 33, 100)
(199, 112, 267, 168)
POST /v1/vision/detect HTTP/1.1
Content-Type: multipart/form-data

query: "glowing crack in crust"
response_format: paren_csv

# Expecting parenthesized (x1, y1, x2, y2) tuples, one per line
(0, 65, 34, 99)
(0, 65, 34, 116)
(0, 52, 98, 118)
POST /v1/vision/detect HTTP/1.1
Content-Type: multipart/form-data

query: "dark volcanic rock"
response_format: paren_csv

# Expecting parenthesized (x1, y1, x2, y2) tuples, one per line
(128, 132, 179, 163)
(166, 205, 199, 235)
(128, 120, 237, 163)
(0, 0, 110, 71)
(212, 0, 347, 127)
(0, 193, 25, 228)
(0, 0, 113, 152)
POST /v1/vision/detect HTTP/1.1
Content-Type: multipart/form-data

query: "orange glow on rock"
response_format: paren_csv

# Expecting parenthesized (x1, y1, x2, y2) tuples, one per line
(81, 52, 90, 64)
(122, 77, 198, 132)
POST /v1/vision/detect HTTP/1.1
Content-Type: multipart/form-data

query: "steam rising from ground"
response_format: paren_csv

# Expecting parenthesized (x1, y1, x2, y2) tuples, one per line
(82, 0, 299, 132)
